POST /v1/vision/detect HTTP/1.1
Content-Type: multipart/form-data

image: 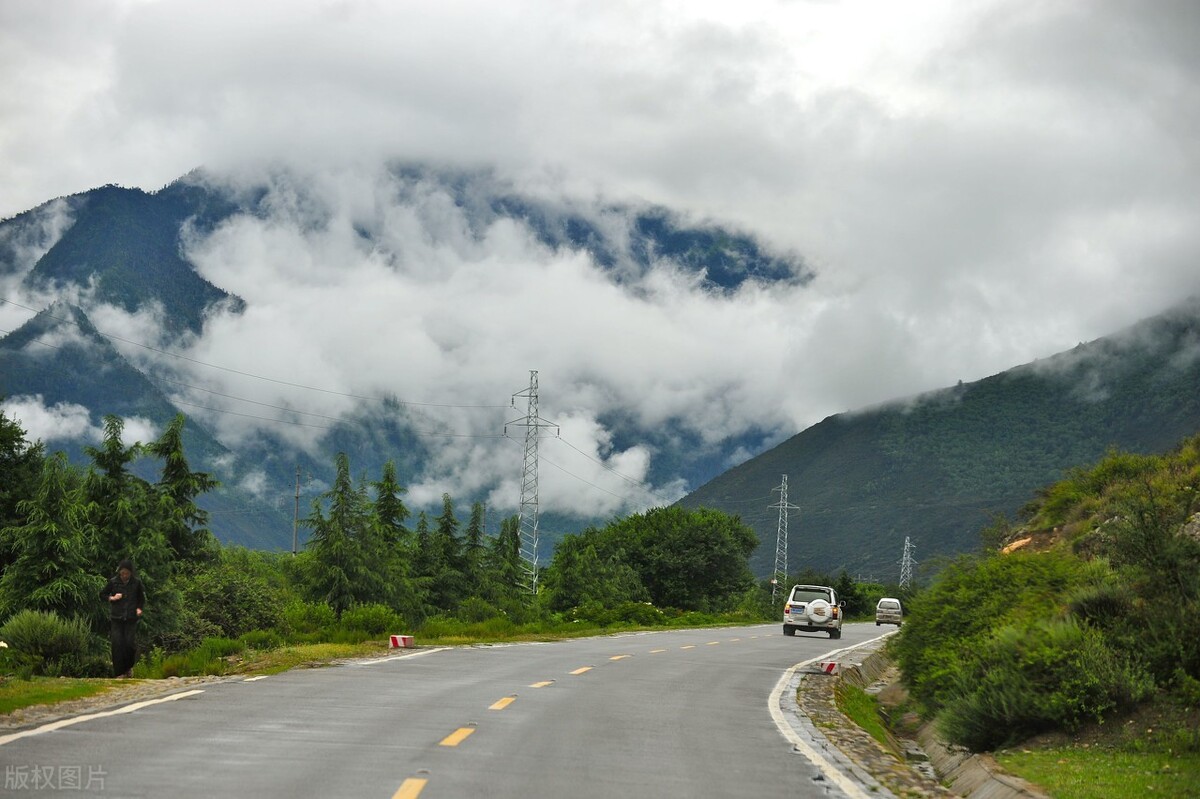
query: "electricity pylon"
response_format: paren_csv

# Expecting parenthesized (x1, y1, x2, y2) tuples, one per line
(768, 475, 800, 600)
(899, 536, 916, 590)
(506, 370, 558, 593)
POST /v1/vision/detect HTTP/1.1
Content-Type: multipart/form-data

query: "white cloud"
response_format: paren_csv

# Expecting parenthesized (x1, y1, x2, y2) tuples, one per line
(2, 0, 1199, 518)
(1, 395, 97, 444)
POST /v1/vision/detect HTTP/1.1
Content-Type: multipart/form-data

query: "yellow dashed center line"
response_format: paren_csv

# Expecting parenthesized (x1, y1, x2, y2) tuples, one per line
(681, 645, 696, 650)
(439, 727, 476, 747)
(649, 648, 667, 654)
(570, 666, 593, 675)
(530, 680, 554, 688)
(393, 778, 427, 799)
(706, 641, 720, 646)
(609, 655, 632, 661)
(730, 638, 741, 642)
(489, 696, 516, 711)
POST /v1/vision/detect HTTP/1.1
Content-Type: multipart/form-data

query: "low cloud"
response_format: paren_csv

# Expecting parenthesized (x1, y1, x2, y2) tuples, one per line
(2, 395, 97, 444)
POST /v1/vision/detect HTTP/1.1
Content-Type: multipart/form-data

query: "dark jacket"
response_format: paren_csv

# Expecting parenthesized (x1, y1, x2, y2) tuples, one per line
(100, 574, 146, 622)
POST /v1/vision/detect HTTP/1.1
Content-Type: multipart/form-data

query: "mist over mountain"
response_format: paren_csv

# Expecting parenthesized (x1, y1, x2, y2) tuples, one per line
(679, 296, 1200, 579)
(0, 165, 808, 552)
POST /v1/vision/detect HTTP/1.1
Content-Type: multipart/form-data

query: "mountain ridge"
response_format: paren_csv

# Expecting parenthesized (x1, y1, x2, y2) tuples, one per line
(678, 295, 1200, 578)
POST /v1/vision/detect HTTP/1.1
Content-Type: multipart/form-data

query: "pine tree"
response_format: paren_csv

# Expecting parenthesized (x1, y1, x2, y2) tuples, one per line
(371, 461, 411, 550)
(0, 407, 45, 569)
(145, 414, 218, 564)
(0, 453, 102, 622)
(463, 502, 486, 587)
(302, 452, 372, 617)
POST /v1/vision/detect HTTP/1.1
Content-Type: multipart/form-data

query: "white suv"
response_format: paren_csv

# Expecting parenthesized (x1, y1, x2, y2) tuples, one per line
(782, 584, 844, 639)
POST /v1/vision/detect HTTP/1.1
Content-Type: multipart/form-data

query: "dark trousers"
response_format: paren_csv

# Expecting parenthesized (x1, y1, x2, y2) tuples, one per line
(110, 619, 138, 676)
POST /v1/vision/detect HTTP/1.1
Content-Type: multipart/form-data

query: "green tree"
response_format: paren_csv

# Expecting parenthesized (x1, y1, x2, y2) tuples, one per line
(144, 414, 218, 564)
(302, 452, 374, 617)
(425, 494, 464, 610)
(598, 506, 758, 611)
(543, 537, 647, 611)
(371, 460, 411, 550)
(0, 406, 45, 567)
(83, 415, 147, 562)
(0, 452, 102, 623)
(463, 502, 486, 587)
(480, 515, 523, 603)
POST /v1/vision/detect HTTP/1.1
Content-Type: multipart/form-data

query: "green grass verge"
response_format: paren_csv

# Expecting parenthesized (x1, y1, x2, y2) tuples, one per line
(834, 683, 898, 756)
(0, 678, 116, 715)
(995, 748, 1200, 799)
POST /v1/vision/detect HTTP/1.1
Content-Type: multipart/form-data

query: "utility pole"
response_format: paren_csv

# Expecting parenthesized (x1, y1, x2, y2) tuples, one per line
(293, 465, 301, 556)
(899, 536, 916, 590)
(769, 475, 800, 600)
(506, 370, 559, 593)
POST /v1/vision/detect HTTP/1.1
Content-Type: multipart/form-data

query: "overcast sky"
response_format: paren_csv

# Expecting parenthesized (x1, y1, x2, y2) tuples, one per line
(2, 0, 1199, 515)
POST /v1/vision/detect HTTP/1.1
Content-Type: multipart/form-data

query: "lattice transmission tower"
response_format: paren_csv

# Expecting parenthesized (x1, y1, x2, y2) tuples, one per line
(899, 536, 916, 590)
(768, 475, 800, 600)
(506, 370, 558, 593)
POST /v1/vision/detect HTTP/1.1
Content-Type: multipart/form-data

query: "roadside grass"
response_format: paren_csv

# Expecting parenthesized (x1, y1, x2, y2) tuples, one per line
(835, 683, 900, 757)
(0, 677, 116, 715)
(993, 693, 1200, 798)
(994, 748, 1200, 798)
(1, 613, 770, 715)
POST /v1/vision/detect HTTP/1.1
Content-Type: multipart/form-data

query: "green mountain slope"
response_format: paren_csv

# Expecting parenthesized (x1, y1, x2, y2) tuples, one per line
(22, 183, 244, 336)
(679, 297, 1200, 578)
(0, 304, 290, 549)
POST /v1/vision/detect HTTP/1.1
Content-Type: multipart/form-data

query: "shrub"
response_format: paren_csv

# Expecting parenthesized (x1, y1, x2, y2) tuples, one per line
(455, 597, 503, 623)
(893, 551, 1090, 712)
(339, 603, 402, 635)
(180, 562, 284, 639)
(281, 600, 336, 637)
(239, 629, 284, 651)
(0, 610, 99, 677)
(938, 619, 1153, 751)
(196, 636, 244, 659)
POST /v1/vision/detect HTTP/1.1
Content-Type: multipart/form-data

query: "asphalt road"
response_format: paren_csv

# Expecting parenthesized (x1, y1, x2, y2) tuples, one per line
(1, 622, 884, 798)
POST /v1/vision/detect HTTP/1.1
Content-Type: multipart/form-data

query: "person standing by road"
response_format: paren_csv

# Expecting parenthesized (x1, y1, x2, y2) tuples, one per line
(99, 559, 144, 677)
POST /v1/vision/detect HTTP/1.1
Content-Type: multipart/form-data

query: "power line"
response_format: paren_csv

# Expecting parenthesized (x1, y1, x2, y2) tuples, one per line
(3, 321, 511, 439)
(6, 311, 685, 509)
(0, 297, 509, 409)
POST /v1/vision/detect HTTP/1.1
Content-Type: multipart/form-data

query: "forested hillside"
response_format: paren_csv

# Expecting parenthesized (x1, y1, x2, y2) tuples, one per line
(0, 167, 803, 552)
(893, 431, 1200, 774)
(680, 297, 1200, 577)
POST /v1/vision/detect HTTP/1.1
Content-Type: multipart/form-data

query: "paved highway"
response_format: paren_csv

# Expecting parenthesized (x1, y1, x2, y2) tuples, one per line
(2, 622, 884, 798)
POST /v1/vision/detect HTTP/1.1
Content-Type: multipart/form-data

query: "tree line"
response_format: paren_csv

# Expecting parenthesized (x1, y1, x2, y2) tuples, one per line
(0, 407, 778, 676)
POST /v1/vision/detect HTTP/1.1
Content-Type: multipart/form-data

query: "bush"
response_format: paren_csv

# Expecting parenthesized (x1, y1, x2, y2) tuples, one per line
(455, 597, 503, 623)
(239, 629, 284, 651)
(281, 600, 336, 637)
(938, 619, 1153, 751)
(0, 610, 100, 677)
(893, 551, 1090, 712)
(180, 561, 284, 639)
(147, 636, 245, 678)
(339, 603, 402, 635)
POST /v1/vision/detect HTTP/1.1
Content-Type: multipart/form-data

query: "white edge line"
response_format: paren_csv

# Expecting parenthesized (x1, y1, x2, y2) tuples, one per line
(768, 632, 895, 799)
(0, 689, 205, 747)
(355, 646, 450, 665)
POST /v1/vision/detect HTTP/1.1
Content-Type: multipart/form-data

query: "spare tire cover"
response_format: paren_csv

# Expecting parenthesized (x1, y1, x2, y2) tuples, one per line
(806, 599, 832, 623)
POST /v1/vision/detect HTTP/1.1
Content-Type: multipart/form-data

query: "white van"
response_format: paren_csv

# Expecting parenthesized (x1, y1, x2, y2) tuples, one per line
(875, 597, 903, 626)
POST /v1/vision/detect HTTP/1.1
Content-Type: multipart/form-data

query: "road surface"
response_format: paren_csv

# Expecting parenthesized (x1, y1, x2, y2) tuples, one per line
(1, 622, 884, 798)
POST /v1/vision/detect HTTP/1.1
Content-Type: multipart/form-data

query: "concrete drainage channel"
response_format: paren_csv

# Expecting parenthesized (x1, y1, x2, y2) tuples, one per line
(775, 634, 1049, 799)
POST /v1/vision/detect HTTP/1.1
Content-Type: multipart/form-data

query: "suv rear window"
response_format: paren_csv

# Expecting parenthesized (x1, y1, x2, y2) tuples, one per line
(789, 588, 832, 603)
